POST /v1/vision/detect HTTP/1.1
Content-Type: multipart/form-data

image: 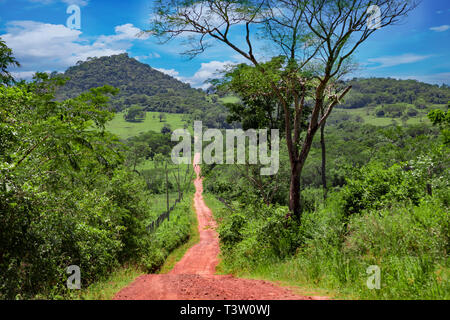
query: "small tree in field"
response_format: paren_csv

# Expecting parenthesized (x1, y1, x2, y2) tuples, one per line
(159, 112, 167, 122)
(148, 0, 417, 220)
(124, 105, 146, 122)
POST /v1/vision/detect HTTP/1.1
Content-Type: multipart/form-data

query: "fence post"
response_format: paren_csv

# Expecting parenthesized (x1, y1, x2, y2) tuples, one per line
(165, 161, 170, 221)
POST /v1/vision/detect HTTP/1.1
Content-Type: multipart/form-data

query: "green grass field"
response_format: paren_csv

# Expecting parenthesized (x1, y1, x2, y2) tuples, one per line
(219, 95, 241, 104)
(106, 102, 440, 140)
(334, 107, 433, 127)
(106, 111, 190, 139)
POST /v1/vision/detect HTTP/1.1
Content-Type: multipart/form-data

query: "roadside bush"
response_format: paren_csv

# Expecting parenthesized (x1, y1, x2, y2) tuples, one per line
(291, 199, 449, 299)
(140, 198, 193, 272)
(217, 203, 300, 273)
(0, 185, 125, 299)
(341, 161, 424, 216)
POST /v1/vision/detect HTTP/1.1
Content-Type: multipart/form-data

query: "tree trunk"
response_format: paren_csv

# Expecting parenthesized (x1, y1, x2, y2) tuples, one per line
(426, 167, 433, 196)
(320, 121, 328, 201)
(289, 161, 302, 220)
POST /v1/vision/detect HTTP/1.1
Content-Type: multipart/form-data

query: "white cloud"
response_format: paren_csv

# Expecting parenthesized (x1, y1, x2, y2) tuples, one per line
(10, 71, 48, 80)
(430, 25, 450, 32)
(1, 21, 148, 79)
(96, 24, 149, 44)
(61, 0, 88, 5)
(185, 61, 235, 89)
(366, 54, 433, 69)
(155, 68, 182, 80)
(28, 0, 88, 6)
(395, 73, 450, 85)
(134, 52, 161, 61)
(156, 61, 235, 89)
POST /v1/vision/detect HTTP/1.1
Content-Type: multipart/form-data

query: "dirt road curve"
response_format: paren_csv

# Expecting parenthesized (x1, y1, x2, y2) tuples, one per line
(113, 154, 325, 300)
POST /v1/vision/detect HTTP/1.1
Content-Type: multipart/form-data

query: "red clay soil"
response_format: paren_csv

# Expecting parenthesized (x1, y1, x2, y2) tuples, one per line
(113, 154, 326, 300)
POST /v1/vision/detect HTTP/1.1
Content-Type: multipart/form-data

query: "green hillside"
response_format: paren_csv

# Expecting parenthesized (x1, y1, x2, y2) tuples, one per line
(54, 54, 229, 128)
(331, 78, 450, 126)
(339, 78, 450, 109)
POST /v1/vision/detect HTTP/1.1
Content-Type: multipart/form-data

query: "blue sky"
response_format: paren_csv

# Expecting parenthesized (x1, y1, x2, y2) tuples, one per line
(0, 0, 449, 88)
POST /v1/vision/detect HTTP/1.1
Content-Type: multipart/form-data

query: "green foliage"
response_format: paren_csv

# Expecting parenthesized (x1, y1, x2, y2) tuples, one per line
(206, 134, 449, 299)
(125, 130, 174, 160)
(211, 188, 449, 300)
(0, 37, 20, 86)
(204, 121, 442, 210)
(332, 78, 450, 127)
(161, 123, 172, 135)
(159, 112, 167, 122)
(341, 162, 424, 216)
(216, 202, 300, 273)
(428, 105, 450, 144)
(376, 103, 409, 118)
(124, 105, 146, 122)
(139, 198, 194, 273)
(216, 57, 314, 132)
(0, 74, 129, 298)
(289, 199, 449, 299)
(339, 78, 450, 109)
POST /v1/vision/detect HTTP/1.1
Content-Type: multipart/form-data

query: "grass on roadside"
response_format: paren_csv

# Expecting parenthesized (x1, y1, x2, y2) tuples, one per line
(77, 264, 144, 300)
(158, 199, 200, 274)
(202, 193, 346, 299)
(77, 192, 199, 300)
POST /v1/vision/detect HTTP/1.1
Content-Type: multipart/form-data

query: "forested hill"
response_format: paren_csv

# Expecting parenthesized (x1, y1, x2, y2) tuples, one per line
(54, 53, 223, 116)
(338, 77, 450, 109)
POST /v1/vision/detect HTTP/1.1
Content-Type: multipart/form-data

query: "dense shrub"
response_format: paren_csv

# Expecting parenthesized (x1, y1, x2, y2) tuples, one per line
(140, 198, 193, 272)
(341, 161, 425, 216)
(217, 202, 300, 273)
(292, 199, 449, 299)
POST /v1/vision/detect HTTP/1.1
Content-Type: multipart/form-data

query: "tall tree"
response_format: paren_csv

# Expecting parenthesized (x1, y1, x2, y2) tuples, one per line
(0, 38, 20, 86)
(320, 110, 328, 200)
(148, 0, 417, 220)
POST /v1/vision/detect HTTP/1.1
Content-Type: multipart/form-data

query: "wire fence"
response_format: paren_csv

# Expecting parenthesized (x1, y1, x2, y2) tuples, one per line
(144, 158, 196, 234)
(146, 194, 183, 233)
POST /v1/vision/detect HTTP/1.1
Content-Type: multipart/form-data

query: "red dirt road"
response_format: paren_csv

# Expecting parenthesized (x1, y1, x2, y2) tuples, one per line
(113, 155, 324, 300)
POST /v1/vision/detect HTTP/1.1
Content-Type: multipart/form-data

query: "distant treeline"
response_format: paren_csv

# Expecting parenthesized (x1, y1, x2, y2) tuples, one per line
(53, 54, 449, 128)
(337, 77, 450, 109)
